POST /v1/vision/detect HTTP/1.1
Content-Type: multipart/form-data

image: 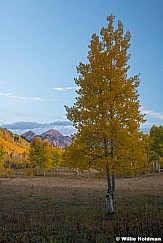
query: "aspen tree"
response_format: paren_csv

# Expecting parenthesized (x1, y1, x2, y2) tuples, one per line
(29, 137, 44, 175)
(150, 125, 163, 172)
(0, 144, 4, 167)
(65, 15, 145, 213)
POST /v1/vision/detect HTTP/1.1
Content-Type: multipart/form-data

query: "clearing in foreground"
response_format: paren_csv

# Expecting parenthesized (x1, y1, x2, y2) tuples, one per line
(0, 173, 163, 242)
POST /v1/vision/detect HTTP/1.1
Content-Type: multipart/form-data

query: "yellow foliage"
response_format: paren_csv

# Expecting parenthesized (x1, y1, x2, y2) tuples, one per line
(0, 137, 28, 155)
(0, 128, 29, 155)
(29, 138, 62, 172)
(65, 15, 146, 176)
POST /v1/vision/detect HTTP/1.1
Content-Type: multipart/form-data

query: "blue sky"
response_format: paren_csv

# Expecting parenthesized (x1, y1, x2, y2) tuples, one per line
(0, 0, 163, 133)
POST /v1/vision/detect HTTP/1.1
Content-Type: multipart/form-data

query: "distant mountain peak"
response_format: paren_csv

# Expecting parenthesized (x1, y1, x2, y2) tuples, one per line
(22, 130, 37, 136)
(41, 129, 62, 136)
(21, 131, 37, 141)
(21, 129, 71, 148)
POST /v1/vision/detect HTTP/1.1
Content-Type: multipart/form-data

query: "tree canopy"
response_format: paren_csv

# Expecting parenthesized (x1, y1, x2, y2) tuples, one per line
(29, 137, 62, 175)
(150, 125, 163, 159)
(65, 15, 145, 176)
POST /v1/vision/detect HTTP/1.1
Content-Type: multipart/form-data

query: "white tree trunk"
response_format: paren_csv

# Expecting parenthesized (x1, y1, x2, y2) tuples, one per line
(106, 190, 114, 214)
(106, 173, 115, 214)
(156, 159, 160, 173)
(36, 167, 39, 176)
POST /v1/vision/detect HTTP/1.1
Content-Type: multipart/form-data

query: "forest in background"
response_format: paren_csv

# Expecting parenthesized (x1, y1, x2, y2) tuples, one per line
(0, 125, 162, 177)
(0, 128, 62, 177)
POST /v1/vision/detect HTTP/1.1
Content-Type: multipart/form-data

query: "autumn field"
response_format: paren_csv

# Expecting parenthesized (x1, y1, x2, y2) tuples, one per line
(0, 173, 163, 243)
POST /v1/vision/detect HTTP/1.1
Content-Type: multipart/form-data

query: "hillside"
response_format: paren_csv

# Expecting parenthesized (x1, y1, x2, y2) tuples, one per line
(21, 129, 72, 148)
(0, 128, 29, 155)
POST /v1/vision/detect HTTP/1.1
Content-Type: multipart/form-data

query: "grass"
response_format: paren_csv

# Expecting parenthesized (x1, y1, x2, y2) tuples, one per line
(0, 173, 163, 242)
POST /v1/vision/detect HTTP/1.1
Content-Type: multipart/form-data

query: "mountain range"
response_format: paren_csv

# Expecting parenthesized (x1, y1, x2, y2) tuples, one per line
(21, 129, 72, 148)
(1, 121, 76, 136)
(1, 121, 150, 136)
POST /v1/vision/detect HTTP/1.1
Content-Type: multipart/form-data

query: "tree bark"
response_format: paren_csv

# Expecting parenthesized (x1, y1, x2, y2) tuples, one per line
(106, 171, 115, 214)
(36, 167, 39, 176)
(104, 138, 115, 214)
(156, 158, 160, 173)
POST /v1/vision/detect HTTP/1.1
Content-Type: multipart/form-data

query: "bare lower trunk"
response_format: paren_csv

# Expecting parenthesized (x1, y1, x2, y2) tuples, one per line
(106, 172, 115, 214)
(156, 159, 160, 173)
(36, 167, 39, 176)
(104, 138, 115, 214)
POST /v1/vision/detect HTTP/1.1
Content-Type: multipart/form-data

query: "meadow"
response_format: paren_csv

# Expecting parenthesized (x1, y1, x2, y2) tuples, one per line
(0, 172, 163, 242)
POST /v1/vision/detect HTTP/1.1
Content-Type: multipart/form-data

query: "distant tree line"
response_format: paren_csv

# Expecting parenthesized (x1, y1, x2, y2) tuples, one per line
(0, 125, 163, 177)
(0, 136, 62, 176)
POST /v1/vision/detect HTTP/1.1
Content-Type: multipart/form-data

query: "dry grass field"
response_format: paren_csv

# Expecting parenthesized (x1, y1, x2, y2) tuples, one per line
(0, 173, 163, 242)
